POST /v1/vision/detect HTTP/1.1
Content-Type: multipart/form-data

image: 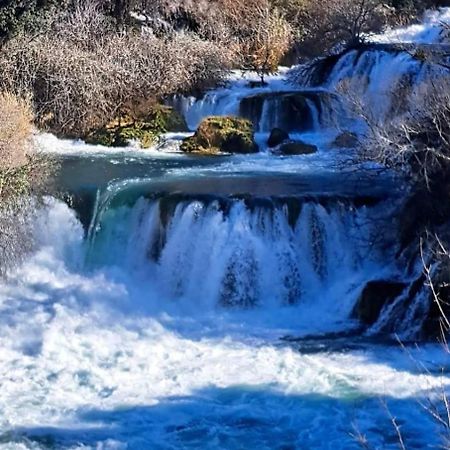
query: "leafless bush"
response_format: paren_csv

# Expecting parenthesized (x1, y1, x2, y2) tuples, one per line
(235, 5, 292, 81)
(296, 0, 390, 58)
(136, 0, 292, 79)
(0, 92, 32, 171)
(0, 2, 232, 136)
(349, 77, 450, 189)
(0, 197, 37, 276)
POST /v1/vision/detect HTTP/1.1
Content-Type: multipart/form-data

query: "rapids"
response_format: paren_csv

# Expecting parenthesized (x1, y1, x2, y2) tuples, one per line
(2, 8, 450, 450)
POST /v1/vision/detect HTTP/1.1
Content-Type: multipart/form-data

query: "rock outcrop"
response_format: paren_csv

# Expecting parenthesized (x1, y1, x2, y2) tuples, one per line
(180, 116, 258, 154)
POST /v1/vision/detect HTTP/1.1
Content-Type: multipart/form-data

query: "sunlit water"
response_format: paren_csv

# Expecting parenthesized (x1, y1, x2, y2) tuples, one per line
(3, 9, 450, 449)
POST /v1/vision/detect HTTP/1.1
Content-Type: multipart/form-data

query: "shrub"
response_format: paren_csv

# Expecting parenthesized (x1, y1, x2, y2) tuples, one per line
(0, 2, 232, 137)
(236, 6, 292, 82)
(0, 0, 65, 46)
(294, 0, 390, 58)
(0, 91, 56, 274)
(134, 0, 292, 79)
(0, 92, 31, 172)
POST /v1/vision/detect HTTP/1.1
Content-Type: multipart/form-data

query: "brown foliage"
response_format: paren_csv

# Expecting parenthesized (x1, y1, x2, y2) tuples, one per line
(136, 0, 292, 78)
(297, 0, 390, 58)
(0, 2, 232, 136)
(0, 92, 32, 171)
(0, 91, 56, 275)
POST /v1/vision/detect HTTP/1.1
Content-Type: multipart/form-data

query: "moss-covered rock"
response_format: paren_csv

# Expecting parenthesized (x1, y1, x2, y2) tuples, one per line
(86, 105, 188, 148)
(180, 116, 258, 154)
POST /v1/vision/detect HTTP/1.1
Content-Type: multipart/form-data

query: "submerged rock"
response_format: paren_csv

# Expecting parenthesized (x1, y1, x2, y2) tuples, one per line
(86, 105, 188, 148)
(352, 280, 407, 326)
(268, 128, 289, 148)
(277, 140, 317, 155)
(180, 116, 258, 154)
(333, 131, 359, 148)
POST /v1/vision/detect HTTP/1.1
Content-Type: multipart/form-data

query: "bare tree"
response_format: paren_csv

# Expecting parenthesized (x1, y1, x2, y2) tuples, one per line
(296, 0, 390, 58)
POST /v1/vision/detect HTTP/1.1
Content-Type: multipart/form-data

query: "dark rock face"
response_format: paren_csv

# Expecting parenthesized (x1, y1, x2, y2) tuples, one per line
(239, 91, 334, 132)
(278, 141, 318, 155)
(353, 280, 407, 326)
(333, 131, 359, 148)
(397, 184, 450, 251)
(180, 116, 258, 154)
(267, 128, 289, 148)
(247, 80, 268, 89)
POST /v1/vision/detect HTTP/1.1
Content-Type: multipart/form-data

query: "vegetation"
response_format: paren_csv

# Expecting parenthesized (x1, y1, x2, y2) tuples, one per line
(86, 105, 187, 147)
(0, 92, 55, 274)
(180, 116, 258, 154)
(0, 0, 444, 141)
(0, 2, 231, 138)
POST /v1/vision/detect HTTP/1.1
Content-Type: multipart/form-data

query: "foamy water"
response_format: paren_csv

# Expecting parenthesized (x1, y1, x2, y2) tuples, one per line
(3, 10, 450, 450)
(0, 199, 447, 450)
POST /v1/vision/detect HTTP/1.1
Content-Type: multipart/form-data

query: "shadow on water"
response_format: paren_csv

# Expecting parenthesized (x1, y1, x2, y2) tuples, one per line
(4, 387, 441, 450)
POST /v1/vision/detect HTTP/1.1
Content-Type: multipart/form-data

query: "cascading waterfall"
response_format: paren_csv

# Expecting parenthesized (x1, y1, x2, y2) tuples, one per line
(3, 11, 450, 450)
(85, 184, 399, 327)
(170, 9, 450, 148)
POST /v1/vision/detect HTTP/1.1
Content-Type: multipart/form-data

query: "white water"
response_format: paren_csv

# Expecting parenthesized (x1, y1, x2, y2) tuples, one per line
(3, 11, 450, 450)
(372, 8, 450, 44)
(0, 199, 449, 450)
(88, 196, 392, 321)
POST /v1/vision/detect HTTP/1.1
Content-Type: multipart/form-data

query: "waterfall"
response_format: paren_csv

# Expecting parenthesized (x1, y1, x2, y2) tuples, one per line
(85, 186, 399, 325)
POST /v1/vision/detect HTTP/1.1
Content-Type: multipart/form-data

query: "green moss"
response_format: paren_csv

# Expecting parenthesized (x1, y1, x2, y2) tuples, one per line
(180, 116, 258, 154)
(86, 105, 187, 148)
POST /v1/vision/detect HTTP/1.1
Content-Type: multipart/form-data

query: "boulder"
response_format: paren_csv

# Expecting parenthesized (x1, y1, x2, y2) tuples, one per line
(352, 280, 407, 326)
(180, 116, 258, 154)
(278, 140, 317, 155)
(86, 105, 187, 148)
(267, 128, 289, 148)
(333, 131, 359, 148)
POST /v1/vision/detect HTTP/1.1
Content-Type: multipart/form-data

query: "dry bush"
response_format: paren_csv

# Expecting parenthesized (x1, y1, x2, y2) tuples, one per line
(350, 77, 450, 189)
(135, 0, 292, 78)
(296, 0, 390, 58)
(194, 0, 293, 78)
(0, 197, 37, 276)
(0, 91, 56, 275)
(236, 5, 292, 81)
(0, 2, 232, 136)
(0, 92, 32, 171)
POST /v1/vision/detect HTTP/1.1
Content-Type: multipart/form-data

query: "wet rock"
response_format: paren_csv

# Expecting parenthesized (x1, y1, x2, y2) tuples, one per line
(240, 90, 334, 132)
(268, 128, 289, 148)
(278, 140, 317, 155)
(333, 131, 359, 148)
(353, 280, 407, 326)
(180, 116, 258, 154)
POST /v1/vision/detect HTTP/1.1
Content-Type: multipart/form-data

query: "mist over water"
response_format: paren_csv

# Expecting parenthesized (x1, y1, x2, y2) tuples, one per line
(2, 9, 450, 450)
